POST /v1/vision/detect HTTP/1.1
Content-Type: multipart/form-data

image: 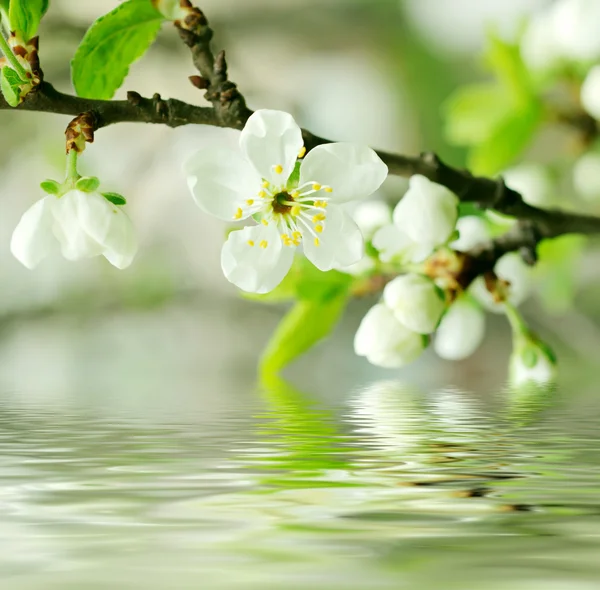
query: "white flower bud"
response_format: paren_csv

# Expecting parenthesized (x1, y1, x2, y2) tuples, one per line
(552, 0, 600, 62)
(383, 274, 446, 334)
(434, 298, 486, 361)
(573, 151, 600, 202)
(471, 252, 533, 313)
(581, 65, 600, 121)
(354, 303, 426, 368)
(503, 164, 554, 209)
(392, 175, 459, 251)
(510, 339, 557, 387)
(450, 216, 490, 252)
(372, 224, 434, 264)
(351, 200, 391, 240)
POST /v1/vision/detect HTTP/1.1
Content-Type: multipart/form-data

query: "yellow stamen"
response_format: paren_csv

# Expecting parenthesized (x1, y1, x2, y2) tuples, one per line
(324, 186, 333, 193)
(290, 191, 299, 199)
(259, 240, 268, 249)
(273, 164, 283, 174)
(314, 200, 326, 208)
(258, 191, 266, 198)
(291, 205, 301, 216)
(315, 224, 323, 233)
(246, 199, 254, 206)
(262, 181, 269, 188)
(312, 183, 321, 191)
(261, 219, 269, 226)
(314, 237, 320, 247)
(247, 240, 255, 247)
(298, 146, 306, 159)
(312, 213, 326, 223)
(233, 207, 243, 220)
(292, 231, 302, 240)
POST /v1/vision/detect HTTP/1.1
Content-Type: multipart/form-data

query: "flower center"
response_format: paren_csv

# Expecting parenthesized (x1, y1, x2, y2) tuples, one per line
(272, 191, 294, 215)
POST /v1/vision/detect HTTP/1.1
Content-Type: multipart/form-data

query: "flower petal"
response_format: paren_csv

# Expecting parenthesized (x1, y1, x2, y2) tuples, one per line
(10, 197, 56, 269)
(434, 298, 486, 360)
(303, 204, 363, 271)
(184, 147, 262, 221)
(51, 190, 105, 260)
(393, 175, 458, 247)
(239, 110, 303, 185)
(299, 143, 388, 203)
(100, 208, 138, 269)
(221, 223, 294, 293)
(354, 303, 426, 368)
(372, 224, 433, 264)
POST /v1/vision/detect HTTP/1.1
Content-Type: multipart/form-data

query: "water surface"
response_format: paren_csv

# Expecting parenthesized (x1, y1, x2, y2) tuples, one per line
(1, 378, 599, 589)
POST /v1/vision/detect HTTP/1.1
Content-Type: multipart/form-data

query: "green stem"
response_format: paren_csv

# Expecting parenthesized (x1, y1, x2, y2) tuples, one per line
(504, 302, 529, 339)
(0, 30, 28, 80)
(65, 150, 80, 184)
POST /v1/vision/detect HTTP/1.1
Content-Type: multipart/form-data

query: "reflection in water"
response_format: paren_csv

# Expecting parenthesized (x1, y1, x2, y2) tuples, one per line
(0, 379, 599, 589)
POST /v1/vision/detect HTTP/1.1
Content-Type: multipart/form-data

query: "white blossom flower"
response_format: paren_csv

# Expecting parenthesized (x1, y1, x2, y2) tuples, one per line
(581, 66, 600, 121)
(373, 175, 458, 264)
(351, 200, 391, 240)
(503, 164, 555, 209)
(471, 252, 533, 313)
(573, 151, 600, 202)
(354, 303, 426, 368)
(434, 297, 486, 361)
(184, 110, 388, 293)
(11, 190, 137, 270)
(450, 216, 490, 252)
(383, 273, 446, 334)
(551, 0, 600, 62)
(509, 339, 557, 387)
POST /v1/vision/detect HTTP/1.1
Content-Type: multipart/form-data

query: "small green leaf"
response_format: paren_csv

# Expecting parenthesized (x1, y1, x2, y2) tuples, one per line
(102, 192, 127, 206)
(71, 0, 163, 99)
(444, 84, 512, 146)
(0, 66, 24, 107)
(9, 0, 48, 42)
(468, 104, 542, 176)
(75, 176, 100, 192)
(287, 161, 301, 188)
(40, 179, 61, 195)
(485, 31, 534, 107)
(260, 293, 349, 374)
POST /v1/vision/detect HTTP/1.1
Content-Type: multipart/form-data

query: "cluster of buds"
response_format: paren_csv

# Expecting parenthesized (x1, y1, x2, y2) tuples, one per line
(0, 33, 42, 104)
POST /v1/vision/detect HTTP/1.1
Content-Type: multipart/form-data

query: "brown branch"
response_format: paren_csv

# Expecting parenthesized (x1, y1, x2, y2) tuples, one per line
(1, 1, 600, 276)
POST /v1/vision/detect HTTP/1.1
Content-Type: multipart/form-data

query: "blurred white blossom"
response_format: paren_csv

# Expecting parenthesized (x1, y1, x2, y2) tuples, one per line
(503, 164, 555, 209)
(573, 151, 600, 202)
(581, 65, 600, 121)
(450, 216, 490, 252)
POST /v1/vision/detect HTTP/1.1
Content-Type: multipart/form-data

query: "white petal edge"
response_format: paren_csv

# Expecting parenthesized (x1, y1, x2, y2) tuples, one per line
(184, 147, 262, 221)
(10, 197, 56, 269)
(239, 110, 303, 186)
(221, 223, 294, 293)
(434, 298, 486, 361)
(299, 143, 388, 203)
(303, 204, 363, 271)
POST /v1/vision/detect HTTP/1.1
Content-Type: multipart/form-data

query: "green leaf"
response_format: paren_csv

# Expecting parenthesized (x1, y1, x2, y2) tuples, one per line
(485, 30, 534, 107)
(468, 104, 542, 176)
(0, 66, 24, 107)
(40, 179, 61, 195)
(71, 0, 162, 100)
(9, 0, 48, 42)
(444, 84, 513, 146)
(102, 192, 127, 206)
(75, 176, 100, 192)
(260, 293, 349, 374)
